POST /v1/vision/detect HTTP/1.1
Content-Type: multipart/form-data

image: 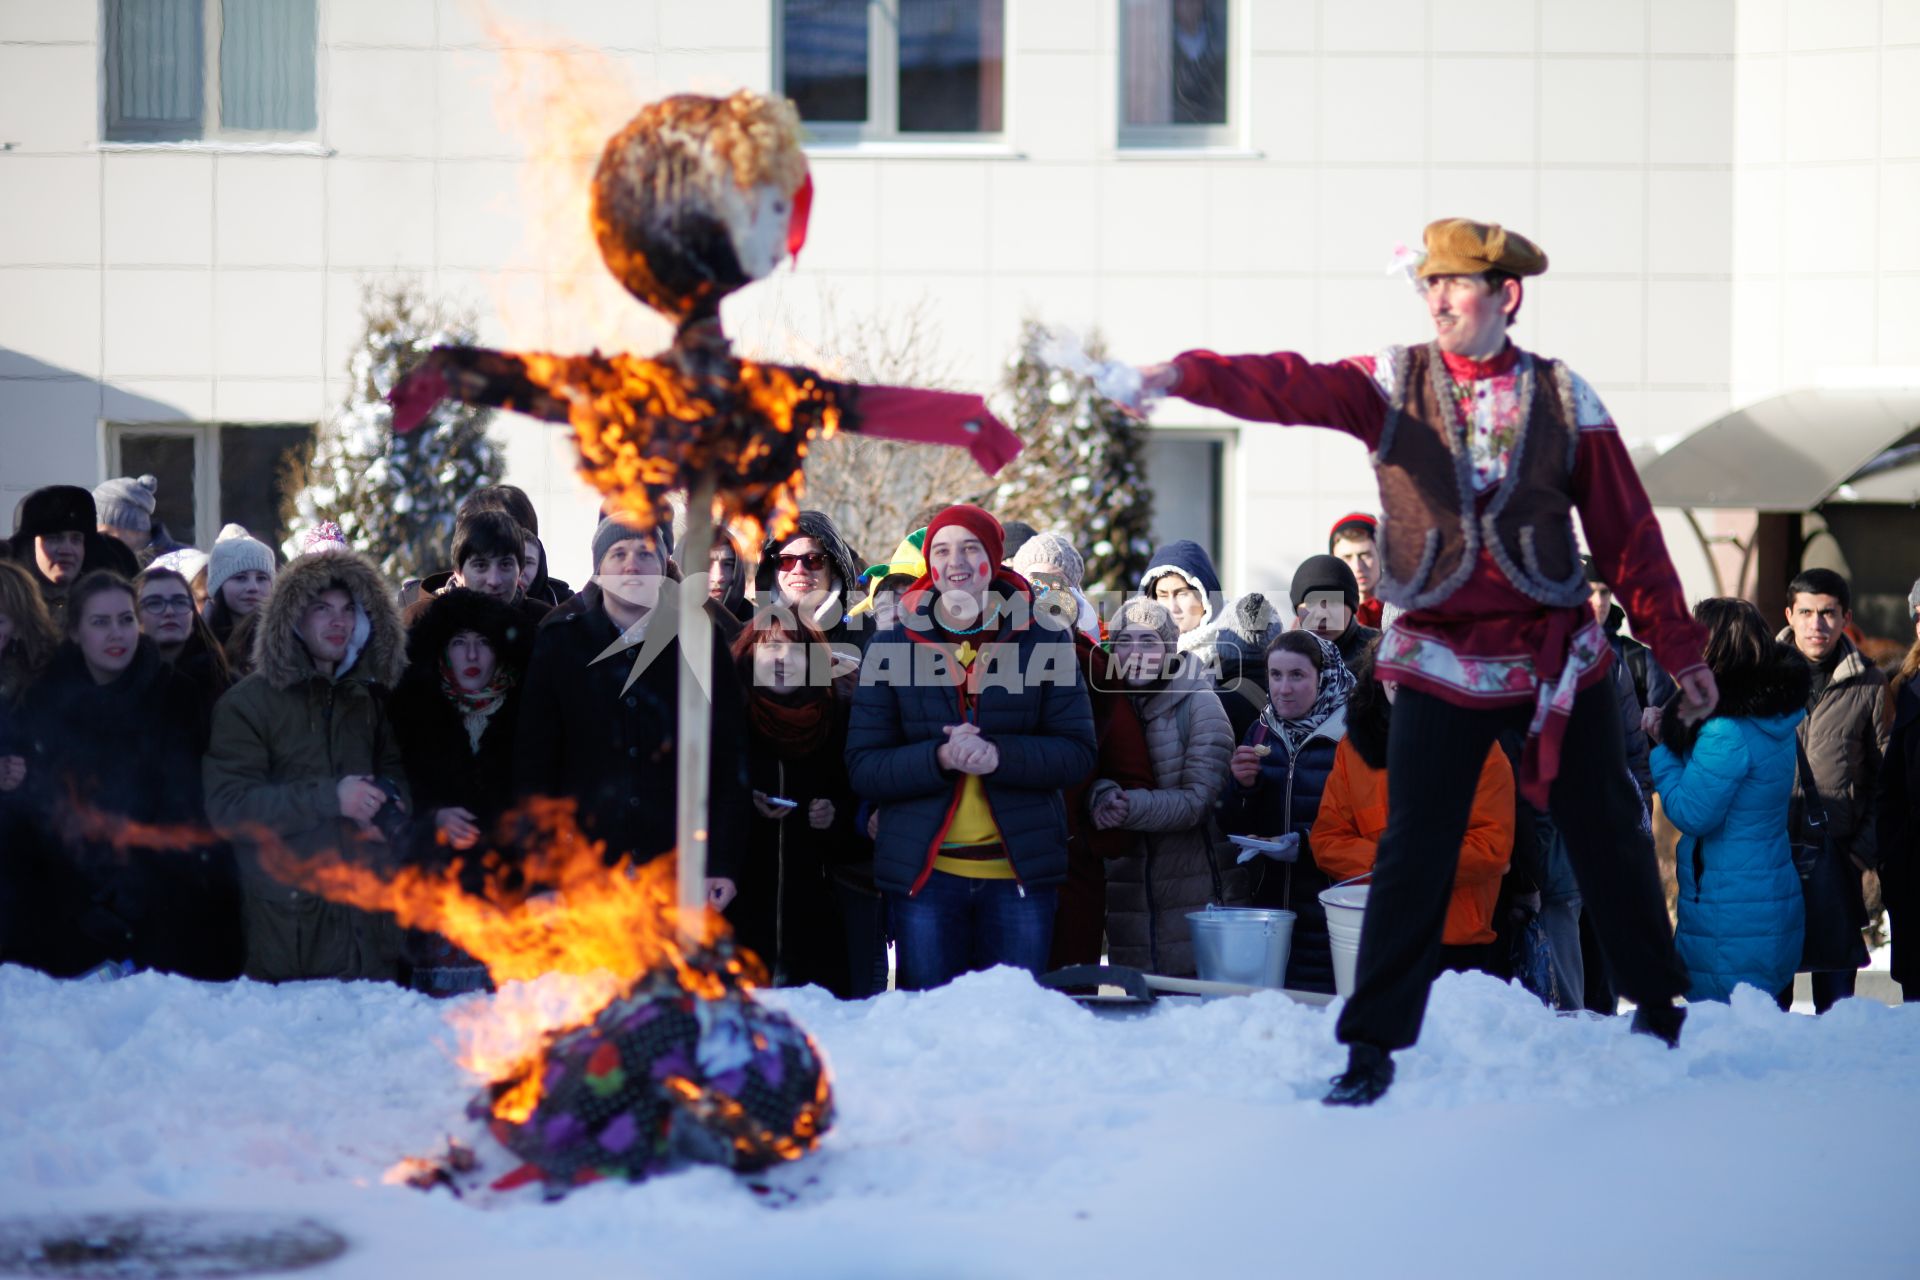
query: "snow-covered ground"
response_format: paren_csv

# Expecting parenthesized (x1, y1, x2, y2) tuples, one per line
(4, 964, 1917, 1279)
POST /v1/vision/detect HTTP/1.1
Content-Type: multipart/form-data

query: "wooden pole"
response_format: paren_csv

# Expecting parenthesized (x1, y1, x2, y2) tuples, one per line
(676, 476, 717, 945)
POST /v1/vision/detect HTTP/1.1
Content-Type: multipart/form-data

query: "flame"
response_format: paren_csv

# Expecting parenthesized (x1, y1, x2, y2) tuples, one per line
(382, 1157, 440, 1188)
(478, 12, 666, 353)
(513, 349, 838, 555)
(62, 755, 831, 1179)
(246, 797, 761, 1121)
(64, 796, 770, 1127)
(662, 1065, 833, 1165)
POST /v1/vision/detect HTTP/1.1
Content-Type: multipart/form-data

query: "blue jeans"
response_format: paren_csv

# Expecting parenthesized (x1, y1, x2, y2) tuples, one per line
(888, 872, 1057, 991)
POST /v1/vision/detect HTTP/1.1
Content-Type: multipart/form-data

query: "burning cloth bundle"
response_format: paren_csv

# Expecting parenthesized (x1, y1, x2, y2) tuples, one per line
(474, 960, 832, 1196)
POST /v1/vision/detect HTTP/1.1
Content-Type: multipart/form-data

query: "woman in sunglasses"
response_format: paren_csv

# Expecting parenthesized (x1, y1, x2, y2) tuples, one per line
(752, 511, 866, 667)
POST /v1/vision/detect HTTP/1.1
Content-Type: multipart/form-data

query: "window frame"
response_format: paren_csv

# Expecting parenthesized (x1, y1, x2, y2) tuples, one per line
(101, 0, 321, 146)
(107, 422, 218, 547)
(1115, 0, 1246, 151)
(1142, 424, 1236, 586)
(107, 420, 315, 551)
(773, 0, 1007, 146)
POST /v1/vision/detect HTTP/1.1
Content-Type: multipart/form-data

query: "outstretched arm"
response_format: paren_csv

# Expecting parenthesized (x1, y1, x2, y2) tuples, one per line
(389, 347, 589, 431)
(1139, 351, 1389, 445)
(836, 383, 1022, 477)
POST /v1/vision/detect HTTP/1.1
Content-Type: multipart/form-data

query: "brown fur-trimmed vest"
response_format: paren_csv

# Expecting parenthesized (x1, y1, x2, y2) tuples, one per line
(1372, 343, 1590, 611)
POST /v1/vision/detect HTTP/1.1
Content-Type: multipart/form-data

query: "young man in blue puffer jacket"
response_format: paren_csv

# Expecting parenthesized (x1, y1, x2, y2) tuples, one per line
(846, 505, 1095, 991)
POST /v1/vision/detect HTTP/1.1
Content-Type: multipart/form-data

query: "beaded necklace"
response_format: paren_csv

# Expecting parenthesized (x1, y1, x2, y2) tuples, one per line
(938, 600, 1001, 636)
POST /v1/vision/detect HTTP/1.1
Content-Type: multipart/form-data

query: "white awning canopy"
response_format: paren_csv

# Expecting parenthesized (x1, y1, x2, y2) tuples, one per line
(1638, 388, 1920, 510)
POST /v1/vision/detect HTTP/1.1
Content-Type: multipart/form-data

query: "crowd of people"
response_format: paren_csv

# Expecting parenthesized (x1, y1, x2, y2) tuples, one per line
(4, 214, 1918, 1110)
(1, 474, 1911, 1020)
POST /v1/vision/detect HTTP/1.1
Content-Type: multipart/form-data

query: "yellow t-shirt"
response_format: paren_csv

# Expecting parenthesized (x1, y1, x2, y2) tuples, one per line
(932, 639, 1012, 879)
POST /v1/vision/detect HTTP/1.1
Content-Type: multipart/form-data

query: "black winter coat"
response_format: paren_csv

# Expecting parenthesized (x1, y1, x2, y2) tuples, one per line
(1606, 603, 1679, 712)
(1333, 622, 1380, 670)
(0, 651, 41, 967)
(391, 667, 521, 887)
(731, 685, 872, 994)
(1878, 678, 1920, 989)
(9, 639, 240, 979)
(1218, 707, 1349, 993)
(846, 577, 1097, 896)
(166, 627, 233, 721)
(512, 585, 747, 879)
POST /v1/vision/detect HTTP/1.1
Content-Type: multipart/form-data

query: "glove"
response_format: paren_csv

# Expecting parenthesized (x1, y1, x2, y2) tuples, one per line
(1234, 831, 1300, 865)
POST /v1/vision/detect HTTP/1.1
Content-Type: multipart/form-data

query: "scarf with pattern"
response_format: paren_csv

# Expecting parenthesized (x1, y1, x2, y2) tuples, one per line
(440, 661, 515, 753)
(1258, 631, 1355, 757)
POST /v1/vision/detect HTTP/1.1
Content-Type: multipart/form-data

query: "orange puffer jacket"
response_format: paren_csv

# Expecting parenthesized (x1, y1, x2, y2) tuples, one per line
(1311, 738, 1515, 945)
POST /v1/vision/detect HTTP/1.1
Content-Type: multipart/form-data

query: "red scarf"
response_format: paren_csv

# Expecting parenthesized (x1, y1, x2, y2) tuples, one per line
(749, 688, 835, 758)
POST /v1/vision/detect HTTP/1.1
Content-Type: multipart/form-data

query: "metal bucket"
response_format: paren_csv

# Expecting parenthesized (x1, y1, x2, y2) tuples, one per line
(1186, 908, 1296, 989)
(1319, 879, 1371, 998)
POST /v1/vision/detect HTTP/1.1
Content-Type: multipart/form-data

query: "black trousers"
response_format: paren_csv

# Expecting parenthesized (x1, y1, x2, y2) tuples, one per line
(1775, 970, 1857, 1015)
(1336, 679, 1688, 1052)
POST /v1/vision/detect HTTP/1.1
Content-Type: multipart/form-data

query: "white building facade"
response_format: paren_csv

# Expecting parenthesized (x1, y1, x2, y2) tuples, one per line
(3, 0, 1916, 595)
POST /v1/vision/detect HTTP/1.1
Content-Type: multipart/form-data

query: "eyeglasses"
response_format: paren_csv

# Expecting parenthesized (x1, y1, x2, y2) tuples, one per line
(1029, 573, 1069, 595)
(138, 596, 194, 616)
(776, 552, 829, 572)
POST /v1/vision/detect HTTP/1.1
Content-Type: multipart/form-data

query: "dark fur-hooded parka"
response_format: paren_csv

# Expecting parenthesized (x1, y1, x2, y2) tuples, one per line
(201, 549, 409, 982)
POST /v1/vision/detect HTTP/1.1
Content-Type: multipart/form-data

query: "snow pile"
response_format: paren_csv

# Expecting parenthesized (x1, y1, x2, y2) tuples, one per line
(3, 964, 1917, 1279)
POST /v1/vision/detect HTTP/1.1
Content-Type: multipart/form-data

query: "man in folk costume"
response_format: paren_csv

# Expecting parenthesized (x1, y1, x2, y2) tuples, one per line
(1136, 218, 1716, 1104)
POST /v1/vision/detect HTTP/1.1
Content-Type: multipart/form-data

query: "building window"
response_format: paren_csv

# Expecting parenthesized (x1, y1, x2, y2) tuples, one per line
(110, 422, 314, 551)
(1120, 0, 1235, 148)
(1145, 428, 1230, 581)
(778, 0, 1005, 141)
(104, 0, 318, 143)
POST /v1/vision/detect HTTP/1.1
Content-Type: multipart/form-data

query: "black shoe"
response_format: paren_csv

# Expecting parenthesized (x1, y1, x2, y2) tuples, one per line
(1323, 1044, 1395, 1107)
(1630, 1001, 1686, 1048)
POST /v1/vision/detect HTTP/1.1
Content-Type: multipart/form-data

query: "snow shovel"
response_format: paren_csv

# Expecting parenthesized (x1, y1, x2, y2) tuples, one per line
(1038, 964, 1335, 1012)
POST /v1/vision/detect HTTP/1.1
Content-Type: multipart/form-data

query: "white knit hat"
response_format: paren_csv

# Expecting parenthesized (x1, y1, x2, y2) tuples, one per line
(151, 546, 210, 584)
(206, 523, 277, 599)
(1010, 531, 1086, 587)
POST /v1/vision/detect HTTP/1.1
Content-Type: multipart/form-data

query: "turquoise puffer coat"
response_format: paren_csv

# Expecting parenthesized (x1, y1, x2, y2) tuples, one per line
(1652, 703, 1806, 1003)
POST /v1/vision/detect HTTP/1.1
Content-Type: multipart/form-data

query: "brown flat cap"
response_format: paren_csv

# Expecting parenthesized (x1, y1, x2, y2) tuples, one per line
(1418, 218, 1548, 279)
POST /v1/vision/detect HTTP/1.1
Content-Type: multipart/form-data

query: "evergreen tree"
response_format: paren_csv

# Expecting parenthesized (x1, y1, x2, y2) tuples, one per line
(285, 282, 502, 580)
(993, 320, 1154, 593)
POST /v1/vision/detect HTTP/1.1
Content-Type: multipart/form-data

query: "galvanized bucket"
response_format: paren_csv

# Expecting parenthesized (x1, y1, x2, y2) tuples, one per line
(1186, 907, 1296, 989)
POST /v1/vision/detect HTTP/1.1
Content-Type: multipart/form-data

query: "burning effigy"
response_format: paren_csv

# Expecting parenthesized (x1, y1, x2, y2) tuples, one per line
(388, 89, 1018, 544)
(365, 89, 1018, 1199)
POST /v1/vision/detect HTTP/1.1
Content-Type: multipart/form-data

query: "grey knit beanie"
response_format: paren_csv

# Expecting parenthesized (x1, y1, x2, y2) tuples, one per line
(206, 523, 276, 599)
(1011, 531, 1086, 587)
(1111, 597, 1179, 646)
(592, 514, 668, 573)
(93, 474, 158, 534)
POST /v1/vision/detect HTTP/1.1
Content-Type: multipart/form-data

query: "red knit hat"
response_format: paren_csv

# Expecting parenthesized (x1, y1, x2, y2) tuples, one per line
(923, 504, 1005, 575)
(1328, 511, 1377, 550)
